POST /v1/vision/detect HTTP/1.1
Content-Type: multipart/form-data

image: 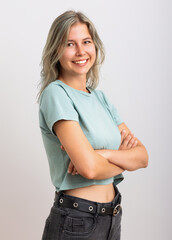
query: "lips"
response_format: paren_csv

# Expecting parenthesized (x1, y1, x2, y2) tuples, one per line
(72, 59, 89, 66)
(74, 59, 87, 64)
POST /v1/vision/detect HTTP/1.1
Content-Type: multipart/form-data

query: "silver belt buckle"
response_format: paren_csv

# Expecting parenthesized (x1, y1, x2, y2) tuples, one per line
(113, 204, 121, 216)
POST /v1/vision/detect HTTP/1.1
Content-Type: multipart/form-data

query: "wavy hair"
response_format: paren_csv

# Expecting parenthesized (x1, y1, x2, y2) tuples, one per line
(37, 10, 105, 102)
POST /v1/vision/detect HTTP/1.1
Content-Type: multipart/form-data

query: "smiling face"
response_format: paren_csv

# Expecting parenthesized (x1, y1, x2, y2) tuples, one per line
(59, 22, 96, 79)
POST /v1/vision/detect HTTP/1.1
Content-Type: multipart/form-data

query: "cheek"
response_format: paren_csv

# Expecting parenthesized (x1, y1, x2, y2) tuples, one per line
(87, 46, 96, 60)
(60, 50, 74, 63)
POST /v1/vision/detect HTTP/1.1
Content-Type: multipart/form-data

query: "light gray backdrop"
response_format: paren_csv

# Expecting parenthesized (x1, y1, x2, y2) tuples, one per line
(1, 0, 171, 239)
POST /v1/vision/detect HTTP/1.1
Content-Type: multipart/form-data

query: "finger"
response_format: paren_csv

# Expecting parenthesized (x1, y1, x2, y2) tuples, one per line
(68, 161, 74, 174)
(132, 140, 138, 148)
(72, 167, 78, 175)
(120, 129, 126, 143)
(127, 136, 136, 148)
(122, 133, 133, 147)
(128, 134, 138, 148)
(60, 145, 65, 151)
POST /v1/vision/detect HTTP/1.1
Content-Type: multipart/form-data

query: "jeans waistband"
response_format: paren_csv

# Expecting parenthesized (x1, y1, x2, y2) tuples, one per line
(54, 184, 122, 216)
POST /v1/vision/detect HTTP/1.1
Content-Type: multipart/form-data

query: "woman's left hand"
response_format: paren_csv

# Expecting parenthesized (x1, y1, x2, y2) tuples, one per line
(119, 130, 138, 150)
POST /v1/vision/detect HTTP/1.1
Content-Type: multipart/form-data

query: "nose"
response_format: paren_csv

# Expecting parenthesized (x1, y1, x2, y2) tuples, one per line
(76, 44, 85, 56)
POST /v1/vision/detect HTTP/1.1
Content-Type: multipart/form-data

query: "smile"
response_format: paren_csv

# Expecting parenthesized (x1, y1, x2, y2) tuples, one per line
(72, 59, 88, 66)
(74, 60, 87, 64)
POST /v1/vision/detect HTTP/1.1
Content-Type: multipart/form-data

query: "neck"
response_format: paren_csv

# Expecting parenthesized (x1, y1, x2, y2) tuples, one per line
(59, 74, 88, 92)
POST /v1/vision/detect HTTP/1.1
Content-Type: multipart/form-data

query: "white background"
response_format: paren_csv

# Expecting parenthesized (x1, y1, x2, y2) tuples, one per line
(1, 0, 171, 239)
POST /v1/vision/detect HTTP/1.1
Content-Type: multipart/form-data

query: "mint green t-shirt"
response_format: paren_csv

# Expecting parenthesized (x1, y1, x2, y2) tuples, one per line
(39, 80, 124, 191)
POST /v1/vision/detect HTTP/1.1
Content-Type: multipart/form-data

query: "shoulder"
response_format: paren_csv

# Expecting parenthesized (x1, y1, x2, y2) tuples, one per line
(92, 88, 105, 99)
(39, 81, 69, 105)
(42, 80, 65, 95)
(92, 88, 108, 105)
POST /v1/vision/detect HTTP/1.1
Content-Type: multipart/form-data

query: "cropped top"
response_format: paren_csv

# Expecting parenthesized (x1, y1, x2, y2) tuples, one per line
(39, 80, 124, 191)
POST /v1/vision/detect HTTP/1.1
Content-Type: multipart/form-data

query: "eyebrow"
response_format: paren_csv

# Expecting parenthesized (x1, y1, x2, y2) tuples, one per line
(67, 37, 92, 42)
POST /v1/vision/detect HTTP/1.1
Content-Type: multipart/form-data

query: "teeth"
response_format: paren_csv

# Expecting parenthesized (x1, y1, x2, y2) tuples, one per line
(74, 60, 87, 64)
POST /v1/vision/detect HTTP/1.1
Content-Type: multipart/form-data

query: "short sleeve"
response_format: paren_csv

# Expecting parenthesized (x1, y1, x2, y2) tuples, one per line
(99, 90, 123, 126)
(39, 84, 79, 136)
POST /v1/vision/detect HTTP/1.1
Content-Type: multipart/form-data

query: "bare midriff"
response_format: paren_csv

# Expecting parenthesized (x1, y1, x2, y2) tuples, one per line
(64, 183, 115, 203)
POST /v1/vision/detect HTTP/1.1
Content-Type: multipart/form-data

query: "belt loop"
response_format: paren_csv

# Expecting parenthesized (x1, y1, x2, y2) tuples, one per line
(54, 191, 61, 207)
(95, 202, 100, 218)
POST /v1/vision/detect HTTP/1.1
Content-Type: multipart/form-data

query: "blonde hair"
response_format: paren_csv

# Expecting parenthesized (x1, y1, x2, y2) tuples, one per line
(37, 10, 105, 102)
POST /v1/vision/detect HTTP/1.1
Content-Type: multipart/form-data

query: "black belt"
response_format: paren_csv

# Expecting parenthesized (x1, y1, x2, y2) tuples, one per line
(54, 190, 122, 217)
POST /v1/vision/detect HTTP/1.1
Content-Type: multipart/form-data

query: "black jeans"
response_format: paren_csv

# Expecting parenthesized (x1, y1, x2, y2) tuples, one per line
(42, 184, 122, 240)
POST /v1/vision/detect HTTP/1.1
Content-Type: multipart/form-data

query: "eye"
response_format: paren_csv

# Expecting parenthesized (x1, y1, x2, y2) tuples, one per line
(67, 42, 74, 47)
(84, 40, 91, 44)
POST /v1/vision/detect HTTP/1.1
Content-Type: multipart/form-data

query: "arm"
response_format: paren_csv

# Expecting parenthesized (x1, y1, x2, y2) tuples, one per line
(104, 123, 149, 171)
(53, 120, 124, 180)
(66, 127, 137, 175)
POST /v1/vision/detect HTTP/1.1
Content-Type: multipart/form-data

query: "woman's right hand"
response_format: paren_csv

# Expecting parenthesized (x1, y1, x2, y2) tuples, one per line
(60, 145, 78, 175)
(119, 129, 138, 150)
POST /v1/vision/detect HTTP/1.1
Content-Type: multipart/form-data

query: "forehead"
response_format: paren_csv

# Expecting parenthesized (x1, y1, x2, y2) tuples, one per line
(68, 22, 91, 40)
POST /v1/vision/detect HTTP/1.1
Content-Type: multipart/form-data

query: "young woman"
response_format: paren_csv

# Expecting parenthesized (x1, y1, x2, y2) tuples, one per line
(38, 10, 148, 240)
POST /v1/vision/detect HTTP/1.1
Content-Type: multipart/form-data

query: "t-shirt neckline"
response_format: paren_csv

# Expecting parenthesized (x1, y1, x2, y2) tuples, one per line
(56, 80, 92, 97)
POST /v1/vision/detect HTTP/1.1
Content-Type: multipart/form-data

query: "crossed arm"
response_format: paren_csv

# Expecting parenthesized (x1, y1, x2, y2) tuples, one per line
(53, 121, 149, 180)
(95, 123, 148, 171)
(65, 122, 148, 175)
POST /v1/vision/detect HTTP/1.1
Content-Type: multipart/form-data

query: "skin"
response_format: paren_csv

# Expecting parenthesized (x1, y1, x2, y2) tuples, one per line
(63, 129, 138, 175)
(54, 22, 149, 202)
(58, 22, 96, 92)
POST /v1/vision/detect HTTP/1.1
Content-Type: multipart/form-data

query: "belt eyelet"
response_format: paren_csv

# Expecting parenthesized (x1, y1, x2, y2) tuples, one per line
(59, 198, 63, 204)
(73, 202, 78, 208)
(89, 206, 93, 211)
(101, 207, 106, 213)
